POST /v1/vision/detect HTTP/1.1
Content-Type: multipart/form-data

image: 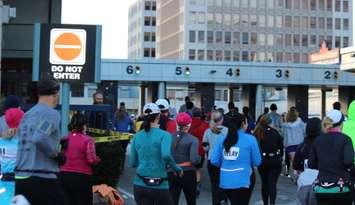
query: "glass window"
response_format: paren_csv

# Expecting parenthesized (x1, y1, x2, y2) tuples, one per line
(276, 16, 282, 28)
(152, 1, 156, 10)
(294, 0, 300, 9)
(144, 17, 150, 26)
(144, 32, 150, 41)
(216, 0, 222, 6)
(310, 35, 317, 45)
(258, 52, 266, 62)
(198, 12, 205, 24)
(152, 17, 156, 26)
(310, 17, 316, 28)
(242, 32, 249, 44)
(327, 18, 332, 29)
(151, 48, 155, 57)
(224, 50, 231, 61)
(326, 0, 332, 11)
(294, 16, 300, 28)
(233, 14, 240, 25)
(233, 51, 240, 61)
(335, 0, 340, 11)
(267, 34, 274, 46)
(276, 52, 283, 62)
(327, 36, 333, 48)
(258, 0, 266, 7)
(151, 33, 156, 42)
(310, 0, 316, 10)
(301, 54, 308, 63)
(207, 13, 214, 24)
(233, 32, 240, 44)
(242, 51, 249, 61)
(241, 0, 248, 7)
(302, 16, 308, 28)
(250, 15, 257, 26)
(189, 49, 196, 60)
(343, 1, 349, 12)
(258, 34, 265, 45)
(267, 0, 274, 8)
(335, 36, 341, 48)
(335, 18, 341, 29)
(251, 32, 257, 45)
(216, 31, 223, 43)
(198, 31, 205, 43)
(285, 16, 292, 27)
(215, 13, 222, 24)
(319, 18, 325, 29)
(276, 0, 283, 8)
(207, 50, 214, 60)
(190, 12, 197, 24)
(225, 32, 231, 44)
(302, 0, 309, 10)
(319, 35, 325, 44)
(285, 52, 292, 62)
(293, 53, 300, 63)
(293, 34, 300, 46)
(259, 15, 266, 27)
(286, 0, 292, 9)
(267, 16, 274, 27)
(266, 52, 273, 62)
(250, 0, 257, 7)
(144, 48, 150, 57)
(216, 50, 223, 61)
(189, 31, 196, 43)
(232, 0, 240, 7)
(198, 50, 204, 60)
(275, 34, 283, 46)
(224, 14, 232, 26)
(250, 51, 257, 61)
(207, 31, 214, 43)
(224, 0, 231, 7)
(319, 0, 325, 10)
(343, 19, 349, 30)
(241, 15, 248, 27)
(302, 35, 308, 47)
(145, 1, 151, 10)
(343, 37, 349, 47)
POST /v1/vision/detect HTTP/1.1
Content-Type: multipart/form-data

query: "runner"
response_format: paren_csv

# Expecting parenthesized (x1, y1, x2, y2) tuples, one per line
(156, 98, 177, 134)
(309, 110, 353, 205)
(203, 110, 228, 205)
(129, 103, 182, 205)
(254, 115, 284, 205)
(211, 115, 261, 205)
(0, 108, 24, 204)
(168, 112, 200, 205)
(14, 79, 66, 205)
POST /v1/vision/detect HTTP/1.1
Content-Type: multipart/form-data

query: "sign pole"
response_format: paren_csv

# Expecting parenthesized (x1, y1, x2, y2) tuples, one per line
(61, 82, 70, 137)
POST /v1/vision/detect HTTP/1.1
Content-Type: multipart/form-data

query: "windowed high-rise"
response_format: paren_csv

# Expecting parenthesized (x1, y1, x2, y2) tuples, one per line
(156, 0, 352, 63)
(128, 0, 157, 58)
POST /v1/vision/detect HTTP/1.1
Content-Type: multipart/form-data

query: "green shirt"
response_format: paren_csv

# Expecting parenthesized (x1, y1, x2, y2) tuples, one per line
(129, 127, 181, 189)
(343, 101, 355, 152)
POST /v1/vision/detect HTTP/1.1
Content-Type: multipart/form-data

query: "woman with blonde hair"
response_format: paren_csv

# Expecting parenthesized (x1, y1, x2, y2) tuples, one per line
(309, 110, 353, 205)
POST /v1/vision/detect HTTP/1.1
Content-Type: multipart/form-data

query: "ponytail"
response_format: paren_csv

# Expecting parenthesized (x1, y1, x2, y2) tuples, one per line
(143, 113, 159, 132)
(223, 115, 244, 153)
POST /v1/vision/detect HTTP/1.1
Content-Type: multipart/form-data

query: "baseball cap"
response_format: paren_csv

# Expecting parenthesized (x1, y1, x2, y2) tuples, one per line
(326, 109, 345, 127)
(155, 99, 170, 111)
(176, 112, 192, 126)
(5, 108, 24, 128)
(143, 103, 160, 115)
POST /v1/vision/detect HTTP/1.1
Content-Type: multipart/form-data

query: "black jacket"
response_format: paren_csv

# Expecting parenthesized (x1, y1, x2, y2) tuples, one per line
(258, 126, 284, 166)
(293, 140, 314, 172)
(308, 132, 354, 182)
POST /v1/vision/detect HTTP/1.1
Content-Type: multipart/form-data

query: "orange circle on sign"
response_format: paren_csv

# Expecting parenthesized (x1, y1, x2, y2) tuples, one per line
(54, 32, 82, 61)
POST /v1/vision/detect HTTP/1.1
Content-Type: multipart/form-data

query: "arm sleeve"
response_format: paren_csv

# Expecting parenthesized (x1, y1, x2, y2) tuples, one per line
(190, 138, 201, 165)
(86, 139, 100, 165)
(129, 137, 139, 168)
(343, 138, 354, 168)
(161, 133, 181, 172)
(308, 144, 318, 169)
(210, 138, 223, 167)
(251, 138, 262, 167)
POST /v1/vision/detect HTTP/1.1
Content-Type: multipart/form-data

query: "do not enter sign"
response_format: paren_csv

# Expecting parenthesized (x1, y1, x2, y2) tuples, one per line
(50, 28, 86, 65)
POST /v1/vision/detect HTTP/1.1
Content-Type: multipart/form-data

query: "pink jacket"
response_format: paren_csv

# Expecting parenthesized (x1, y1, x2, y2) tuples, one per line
(60, 132, 100, 175)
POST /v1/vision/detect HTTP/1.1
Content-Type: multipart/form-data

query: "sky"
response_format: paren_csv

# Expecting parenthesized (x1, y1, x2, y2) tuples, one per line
(61, 0, 131, 59)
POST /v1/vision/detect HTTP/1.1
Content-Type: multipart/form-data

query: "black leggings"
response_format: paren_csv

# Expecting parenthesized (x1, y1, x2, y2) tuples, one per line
(258, 164, 282, 205)
(246, 171, 256, 203)
(168, 170, 197, 205)
(59, 172, 93, 205)
(316, 192, 352, 205)
(134, 185, 173, 205)
(224, 188, 250, 205)
(207, 161, 227, 205)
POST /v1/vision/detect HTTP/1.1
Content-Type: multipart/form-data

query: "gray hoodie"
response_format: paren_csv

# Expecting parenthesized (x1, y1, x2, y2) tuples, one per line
(282, 117, 306, 147)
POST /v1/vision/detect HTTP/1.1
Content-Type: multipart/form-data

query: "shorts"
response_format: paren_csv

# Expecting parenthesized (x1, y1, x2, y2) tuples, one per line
(195, 155, 205, 169)
(286, 145, 298, 154)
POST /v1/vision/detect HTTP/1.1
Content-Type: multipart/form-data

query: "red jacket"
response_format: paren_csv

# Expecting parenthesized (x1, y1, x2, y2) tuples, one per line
(190, 117, 209, 156)
(166, 119, 177, 134)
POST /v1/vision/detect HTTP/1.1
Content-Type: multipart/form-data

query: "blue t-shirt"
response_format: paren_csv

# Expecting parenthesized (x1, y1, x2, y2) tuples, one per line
(211, 130, 261, 189)
(0, 137, 18, 174)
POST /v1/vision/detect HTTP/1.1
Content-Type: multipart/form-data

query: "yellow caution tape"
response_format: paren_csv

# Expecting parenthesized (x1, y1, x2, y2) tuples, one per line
(87, 128, 133, 143)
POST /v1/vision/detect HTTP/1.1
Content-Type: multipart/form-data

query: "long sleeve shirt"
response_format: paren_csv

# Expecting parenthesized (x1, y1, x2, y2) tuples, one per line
(211, 130, 261, 189)
(129, 128, 182, 189)
(203, 126, 228, 160)
(282, 118, 306, 147)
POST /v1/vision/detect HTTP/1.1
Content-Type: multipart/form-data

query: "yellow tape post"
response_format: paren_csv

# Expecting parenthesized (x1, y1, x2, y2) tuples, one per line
(87, 128, 133, 143)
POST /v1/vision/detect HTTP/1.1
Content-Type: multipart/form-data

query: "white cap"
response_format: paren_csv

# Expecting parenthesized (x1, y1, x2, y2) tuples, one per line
(155, 99, 170, 111)
(143, 103, 161, 115)
(326, 109, 345, 126)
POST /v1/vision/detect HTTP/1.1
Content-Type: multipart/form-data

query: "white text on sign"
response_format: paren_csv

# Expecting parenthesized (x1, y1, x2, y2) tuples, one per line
(51, 65, 83, 80)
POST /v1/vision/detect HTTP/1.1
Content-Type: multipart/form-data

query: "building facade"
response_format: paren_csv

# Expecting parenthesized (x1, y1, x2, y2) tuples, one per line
(156, 0, 352, 63)
(128, 0, 157, 58)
